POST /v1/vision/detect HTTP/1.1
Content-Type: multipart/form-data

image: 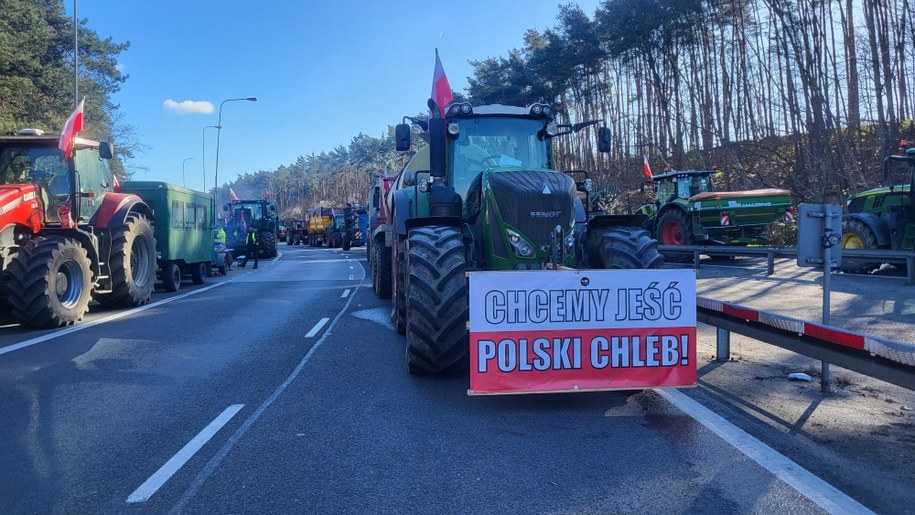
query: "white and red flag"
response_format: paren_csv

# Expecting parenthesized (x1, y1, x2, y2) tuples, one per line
(58, 98, 85, 159)
(229, 188, 239, 201)
(431, 49, 452, 117)
(642, 155, 654, 182)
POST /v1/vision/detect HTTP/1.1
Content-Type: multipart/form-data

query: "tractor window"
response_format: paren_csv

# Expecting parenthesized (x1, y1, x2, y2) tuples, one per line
(172, 200, 185, 230)
(449, 117, 550, 200)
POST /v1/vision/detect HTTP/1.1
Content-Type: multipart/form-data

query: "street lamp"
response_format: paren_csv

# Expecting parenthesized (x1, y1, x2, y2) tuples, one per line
(181, 157, 194, 188)
(202, 124, 220, 192)
(213, 97, 257, 221)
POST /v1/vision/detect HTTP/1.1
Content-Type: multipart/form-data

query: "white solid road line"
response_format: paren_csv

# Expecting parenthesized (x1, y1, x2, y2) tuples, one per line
(126, 404, 244, 504)
(656, 389, 874, 515)
(305, 317, 330, 338)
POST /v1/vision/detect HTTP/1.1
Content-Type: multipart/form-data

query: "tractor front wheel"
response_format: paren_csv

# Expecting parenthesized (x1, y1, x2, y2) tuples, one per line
(95, 214, 157, 307)
(840, 219, 881, 273)
(586, 226, 664, 270)
(656, 209, 695, 262)
(8, 237, 93, 327)
(404, 226, 468, 375)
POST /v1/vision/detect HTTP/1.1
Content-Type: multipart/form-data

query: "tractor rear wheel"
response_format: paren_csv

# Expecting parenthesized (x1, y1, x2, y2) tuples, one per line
(95, 214, 157, 307)
(840, 219, 881, 273)
(372, 238, 392, 299)
(390, 236, 406, 335)
(404, 226, 468, 375)
(342, 236, 351, 251)
(259, 230, 277, 257)
(656, 209, 695, 262)
(8, 237, 93, 327)
(586, 226, 664, 269)
(162, 261, 181, 292)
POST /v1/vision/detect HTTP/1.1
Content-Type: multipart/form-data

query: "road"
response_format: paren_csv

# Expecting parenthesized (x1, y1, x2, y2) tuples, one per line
(0, 246, 911, 514)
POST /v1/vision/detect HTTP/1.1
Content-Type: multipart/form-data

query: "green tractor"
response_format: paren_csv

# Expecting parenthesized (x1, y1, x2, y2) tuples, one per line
(223, 198, 279, 258)
(642, 169, 793, 257)
(386, 100, 663, 375)
(841, 143, 915, 273)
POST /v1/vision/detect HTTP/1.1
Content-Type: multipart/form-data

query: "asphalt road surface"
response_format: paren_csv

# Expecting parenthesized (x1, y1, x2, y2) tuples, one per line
(0, 246, 911, 514)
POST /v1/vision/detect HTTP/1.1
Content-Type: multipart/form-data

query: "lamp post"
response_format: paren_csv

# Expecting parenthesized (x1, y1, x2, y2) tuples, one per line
(181, 157, 194, 188)
(213, 97, 257, 221)
(202, 124, 220, 192)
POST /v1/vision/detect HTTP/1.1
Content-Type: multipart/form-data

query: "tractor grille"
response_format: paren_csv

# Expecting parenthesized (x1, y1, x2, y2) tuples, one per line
(488, 171, 576, 250)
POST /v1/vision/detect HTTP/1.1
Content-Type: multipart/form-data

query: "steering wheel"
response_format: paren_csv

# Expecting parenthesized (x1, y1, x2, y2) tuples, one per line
(478, 155, 502, 167)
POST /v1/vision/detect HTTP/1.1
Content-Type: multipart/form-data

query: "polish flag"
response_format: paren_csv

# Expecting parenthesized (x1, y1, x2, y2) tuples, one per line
(229, 188, 239, 201)
(431, 49, 452, 117)
(58, 98, 85, 159)
(642, 155, 654, 182)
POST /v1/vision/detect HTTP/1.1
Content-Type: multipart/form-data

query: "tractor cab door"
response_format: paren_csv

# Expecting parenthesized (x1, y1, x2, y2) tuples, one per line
(74, 147, 112, 223)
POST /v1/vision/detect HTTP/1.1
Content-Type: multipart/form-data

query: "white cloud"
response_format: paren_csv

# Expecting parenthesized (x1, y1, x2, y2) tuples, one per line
(163, 99, 214, 114)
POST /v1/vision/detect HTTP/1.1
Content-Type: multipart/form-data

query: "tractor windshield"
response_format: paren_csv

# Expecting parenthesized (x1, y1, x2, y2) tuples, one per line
(676, 175, 713, 198)
(449, 117, 551, 200)
(0, 144, 69, 189)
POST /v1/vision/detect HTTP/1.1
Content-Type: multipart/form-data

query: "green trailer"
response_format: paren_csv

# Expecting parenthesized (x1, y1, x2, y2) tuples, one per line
(120, 181, 215, 291)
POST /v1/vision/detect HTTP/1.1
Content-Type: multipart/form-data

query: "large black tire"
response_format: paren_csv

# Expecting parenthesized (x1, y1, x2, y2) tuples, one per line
(841, 219, 881, 273)
(586, 227, 665, 269)
(7, 237, 93, 327)
(656, 209, 695, 262)
(390, 236, 406, 335)
(191, 262, 207, 285)
(404, 226, 468, 375)
(162, 261, 181, 292)
(372, 238, 392, 299)
(95, 214, 157, 307)
(342, 236, 351, 251)
(258, 230, 277, 258)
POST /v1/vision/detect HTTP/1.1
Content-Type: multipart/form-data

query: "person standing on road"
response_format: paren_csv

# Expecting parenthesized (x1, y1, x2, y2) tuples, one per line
(239, 227, 259, 269)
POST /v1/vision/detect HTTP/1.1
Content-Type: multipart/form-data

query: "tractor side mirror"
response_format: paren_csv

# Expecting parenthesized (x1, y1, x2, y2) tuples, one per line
(222, 204, 229, 212)
(99, 141, 114, 160)
(597, 127, 612, 153)
(395, 123, 411, 151)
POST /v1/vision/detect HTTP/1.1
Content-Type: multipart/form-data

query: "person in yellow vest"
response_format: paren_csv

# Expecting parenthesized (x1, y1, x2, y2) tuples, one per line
(214, 226, 226, 245)
(239, 226, 259, 269)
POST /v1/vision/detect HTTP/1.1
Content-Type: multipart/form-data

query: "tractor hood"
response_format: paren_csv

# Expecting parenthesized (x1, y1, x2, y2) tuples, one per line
(485, 168, 577, 249)
(0, 183, 40, 215)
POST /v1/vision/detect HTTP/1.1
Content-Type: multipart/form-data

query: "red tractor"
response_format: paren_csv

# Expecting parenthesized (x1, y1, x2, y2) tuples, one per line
(0, 129, 157, 327)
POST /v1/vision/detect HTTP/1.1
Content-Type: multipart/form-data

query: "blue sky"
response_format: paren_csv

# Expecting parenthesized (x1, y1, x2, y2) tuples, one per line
(68, 1, 602, 192)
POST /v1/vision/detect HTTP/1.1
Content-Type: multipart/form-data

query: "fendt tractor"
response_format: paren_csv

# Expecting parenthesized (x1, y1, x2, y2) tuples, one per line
(368, 172, 396, 299)
(841, 141, 915, 273)
(223, 198, 278, 258)
(640, 169, 793, 258)
(382, 100, 663, 375)
(0, 129, 157, 327)
(306, 207, 333, 246)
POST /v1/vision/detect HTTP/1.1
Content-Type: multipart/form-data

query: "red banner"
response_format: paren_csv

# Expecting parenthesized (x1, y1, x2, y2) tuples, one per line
(470, 327, 696, 394)
(468, 269, 697, 395)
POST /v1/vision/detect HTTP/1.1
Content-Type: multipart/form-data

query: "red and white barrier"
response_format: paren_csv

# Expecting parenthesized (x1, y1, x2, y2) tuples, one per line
(697, 296, 915, 367)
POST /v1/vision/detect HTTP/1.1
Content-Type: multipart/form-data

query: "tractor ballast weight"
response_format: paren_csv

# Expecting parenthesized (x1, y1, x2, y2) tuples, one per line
(223, 198, 278, 258)
(386, 101, 663, 375)
(841, 145, 915, 273)
(0, 130, 157, 327)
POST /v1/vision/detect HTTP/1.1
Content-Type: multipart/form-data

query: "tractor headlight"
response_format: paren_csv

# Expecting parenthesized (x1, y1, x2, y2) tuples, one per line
(545, 122, 559, 137)
(418, 177, 429, 192)
(583, 178, 593, 192)
(447, 122, 460, 136)
(506, 229, 534, 257)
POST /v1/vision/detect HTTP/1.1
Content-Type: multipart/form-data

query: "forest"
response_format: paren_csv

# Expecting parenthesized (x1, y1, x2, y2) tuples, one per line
(2, 0, 914, 219)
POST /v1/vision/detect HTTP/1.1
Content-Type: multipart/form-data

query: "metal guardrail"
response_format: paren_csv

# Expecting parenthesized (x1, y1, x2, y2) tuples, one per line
(659, 245, 915, 285)
(697, 296, 915, 391)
